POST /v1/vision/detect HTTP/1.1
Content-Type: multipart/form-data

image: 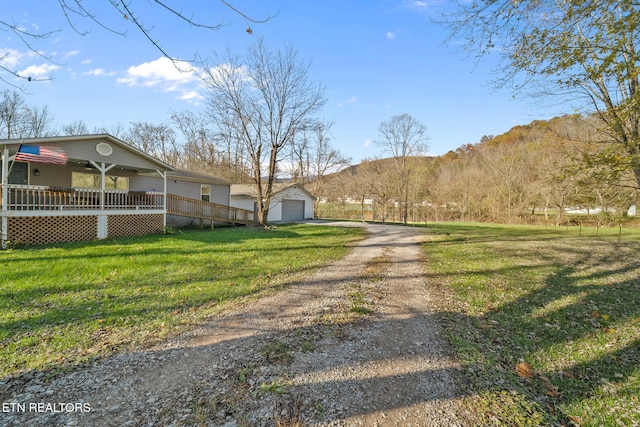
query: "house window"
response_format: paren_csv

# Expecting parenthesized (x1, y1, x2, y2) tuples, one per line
(72, 172, 129, 190)
(201, 185, 211, 202)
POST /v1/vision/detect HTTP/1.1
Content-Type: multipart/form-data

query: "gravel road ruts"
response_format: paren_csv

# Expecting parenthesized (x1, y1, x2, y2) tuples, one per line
(1, 222, 477, 426)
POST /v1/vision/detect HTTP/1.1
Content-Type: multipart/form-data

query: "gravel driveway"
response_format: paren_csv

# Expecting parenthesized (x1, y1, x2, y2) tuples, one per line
(1, 222, 475, 426)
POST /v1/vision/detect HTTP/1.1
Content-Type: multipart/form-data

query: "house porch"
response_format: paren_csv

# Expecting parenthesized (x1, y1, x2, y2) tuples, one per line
(0, 183, 166, 246)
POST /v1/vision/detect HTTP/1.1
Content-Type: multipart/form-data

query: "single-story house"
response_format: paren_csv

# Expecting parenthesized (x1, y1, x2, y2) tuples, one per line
(1, 134, 253, 247)
(136, 168, 230, 205)
(136, 168, 231, 227)
(230, 183, 316, 222)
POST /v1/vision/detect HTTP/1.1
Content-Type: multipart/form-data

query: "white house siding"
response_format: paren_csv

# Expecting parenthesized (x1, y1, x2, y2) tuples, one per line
(230, 196, 256, 212)
(230, 186, 314, 222)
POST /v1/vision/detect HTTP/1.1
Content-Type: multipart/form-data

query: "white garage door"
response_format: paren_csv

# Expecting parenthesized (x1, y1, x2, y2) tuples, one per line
(281, 199, 305, 221)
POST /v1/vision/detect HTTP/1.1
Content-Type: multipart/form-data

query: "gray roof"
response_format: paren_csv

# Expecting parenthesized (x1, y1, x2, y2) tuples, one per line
(2, 134, 175, 171)
(170, 169, 231, 186)
(230, 183, 316, 200)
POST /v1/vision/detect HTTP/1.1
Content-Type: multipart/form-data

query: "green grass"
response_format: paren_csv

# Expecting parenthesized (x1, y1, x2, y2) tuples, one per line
(424, 222, 640, 426)
(0, 224, 364, 378)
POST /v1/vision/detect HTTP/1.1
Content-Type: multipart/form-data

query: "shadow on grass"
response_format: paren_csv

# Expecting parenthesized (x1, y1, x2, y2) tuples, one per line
(424, 222, 640, 426)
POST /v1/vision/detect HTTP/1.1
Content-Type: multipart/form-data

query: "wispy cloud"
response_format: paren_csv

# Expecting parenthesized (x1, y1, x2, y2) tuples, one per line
(64, 50, 81, 59)
(83, 68, 117, 77)
(404, 0, 429, 9)
(338, 96, 358, 107)
(178, 90, 204, 102)
(401, 0, 439, 14)
(364, 139, 372, 148)
(386, 31, 397, 39)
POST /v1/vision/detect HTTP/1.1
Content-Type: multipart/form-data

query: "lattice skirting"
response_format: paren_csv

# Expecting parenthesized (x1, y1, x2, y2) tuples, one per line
(7, 216, 98, 246)
(5, 214, 164, 246)
(108, 214, 164, 238)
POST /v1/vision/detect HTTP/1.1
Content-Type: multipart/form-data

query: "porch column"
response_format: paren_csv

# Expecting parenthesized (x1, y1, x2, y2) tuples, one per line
(156, 169, 167, 228)
(1, 147, 8, 249)
(89, 161, 116, 209)
(90, 161, 116, 240)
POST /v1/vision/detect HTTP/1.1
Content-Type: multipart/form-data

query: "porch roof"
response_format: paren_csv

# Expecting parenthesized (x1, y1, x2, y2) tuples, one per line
(2, 134, 175, 172)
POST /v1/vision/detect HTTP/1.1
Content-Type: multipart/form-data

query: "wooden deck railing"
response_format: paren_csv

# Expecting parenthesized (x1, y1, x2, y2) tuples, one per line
(0, 185, 257, 226)
(166, 193, 257, 226)
(0, 184, 164, 211)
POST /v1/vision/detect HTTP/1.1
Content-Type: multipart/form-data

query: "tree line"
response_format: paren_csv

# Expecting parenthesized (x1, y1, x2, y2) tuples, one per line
(320, 115, 638, 226)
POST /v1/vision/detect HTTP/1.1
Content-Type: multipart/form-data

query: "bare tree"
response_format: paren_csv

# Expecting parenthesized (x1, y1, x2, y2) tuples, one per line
(0, 90, 29, 138)
(203, 40, 326, 225)
(479, 145, 533, 221)
(125, 121, 180, 166)
(355, 159, 398, 222)
(0, 90, 56, 138)
(289, 120, 351, 215)
(170, 110, 215, 169)
(170, 109, 251, 181)
(62, 120, 90, 136)
(375, 114, 429, 224)
(26, 105, 55, 137)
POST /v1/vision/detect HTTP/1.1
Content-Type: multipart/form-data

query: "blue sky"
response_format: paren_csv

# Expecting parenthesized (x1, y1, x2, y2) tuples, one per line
(2, 1, 563, 164)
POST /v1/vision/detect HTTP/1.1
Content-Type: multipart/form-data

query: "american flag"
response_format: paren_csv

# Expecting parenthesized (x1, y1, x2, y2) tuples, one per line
(14, 145, 67, 165)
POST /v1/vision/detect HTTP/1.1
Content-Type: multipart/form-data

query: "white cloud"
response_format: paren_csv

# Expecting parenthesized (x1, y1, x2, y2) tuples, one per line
(117, 57, 198, 89)
(203, 63, 249, 83)
(0, 48, 25, 68)
(84, 68, 105, 76)
(386, 32, 397, 39)
(178, 90, 204, 102)
(19, 63, 59, 79)
(116, 57, 204, 101)
(364, 139, 372, 148)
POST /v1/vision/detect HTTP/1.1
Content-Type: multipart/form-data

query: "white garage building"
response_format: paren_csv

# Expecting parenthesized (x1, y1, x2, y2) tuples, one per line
(230, 183, 315, 222)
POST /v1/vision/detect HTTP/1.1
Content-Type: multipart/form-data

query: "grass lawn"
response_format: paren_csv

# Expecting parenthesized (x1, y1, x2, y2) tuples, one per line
(0, 224, 365, 379)
(424, 222, 639, 426)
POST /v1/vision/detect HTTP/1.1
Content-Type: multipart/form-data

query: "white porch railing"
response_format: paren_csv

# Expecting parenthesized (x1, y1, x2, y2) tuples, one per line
(0, 184, 164, 211)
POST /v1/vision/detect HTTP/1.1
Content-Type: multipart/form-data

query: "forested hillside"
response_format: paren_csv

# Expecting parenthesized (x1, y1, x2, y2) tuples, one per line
(317, 115, 639, 225)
